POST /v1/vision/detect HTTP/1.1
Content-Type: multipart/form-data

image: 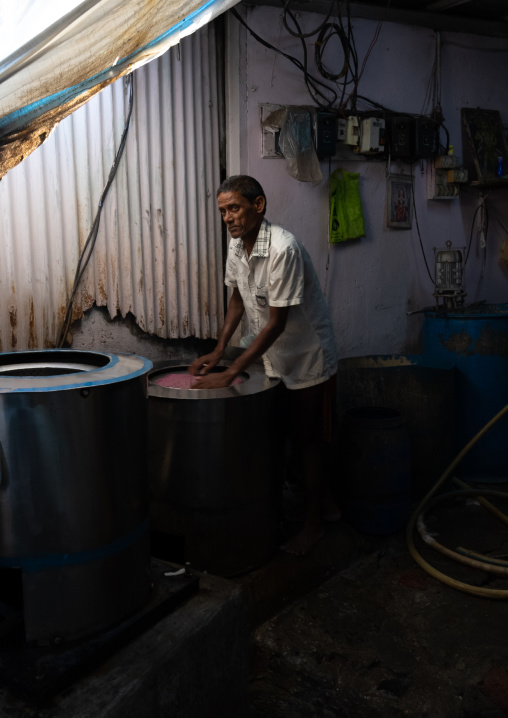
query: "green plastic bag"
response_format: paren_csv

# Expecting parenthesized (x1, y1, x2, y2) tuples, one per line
(329, 168, 365, 243)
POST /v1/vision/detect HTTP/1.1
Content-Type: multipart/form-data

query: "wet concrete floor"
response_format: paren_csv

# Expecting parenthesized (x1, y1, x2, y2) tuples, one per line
(245, 485, 508, 717)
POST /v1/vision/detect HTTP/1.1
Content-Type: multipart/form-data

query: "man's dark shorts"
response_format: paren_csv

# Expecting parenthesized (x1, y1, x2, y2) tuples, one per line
(279, 374, 337, 445)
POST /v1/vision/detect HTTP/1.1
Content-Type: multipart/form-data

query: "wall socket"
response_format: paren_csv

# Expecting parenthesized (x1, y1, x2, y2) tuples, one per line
(260, 103, 284, 158)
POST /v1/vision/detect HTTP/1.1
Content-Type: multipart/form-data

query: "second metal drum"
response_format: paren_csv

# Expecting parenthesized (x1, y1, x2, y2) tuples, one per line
(147, 361, 282, 576)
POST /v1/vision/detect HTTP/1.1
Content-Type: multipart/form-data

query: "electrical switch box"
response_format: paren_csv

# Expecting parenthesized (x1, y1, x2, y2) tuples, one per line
(386, 116, 414, 158)
(314, 111, 337, 157)
(345, 116, 360, 146)
(337, 118, 347, 142)
(359, 117, 385, 154)
(414, 117, 439, 157)
(435, 154, 460, 169)
(446, 168, 468, 183)
(428, 156, 466, 199)
(386, 115, 439, 159)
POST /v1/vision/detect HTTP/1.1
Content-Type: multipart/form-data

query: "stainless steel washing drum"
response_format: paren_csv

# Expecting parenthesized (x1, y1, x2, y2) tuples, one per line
(147, 360, 283, 577)
(0, 349, 153, 645)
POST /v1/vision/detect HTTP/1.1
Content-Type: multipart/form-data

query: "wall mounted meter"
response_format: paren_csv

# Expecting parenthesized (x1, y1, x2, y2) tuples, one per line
(433, 240, 466, 310)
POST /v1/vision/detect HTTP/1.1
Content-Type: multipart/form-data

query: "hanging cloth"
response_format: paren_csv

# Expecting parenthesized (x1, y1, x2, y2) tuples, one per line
(329, 168, 365, 243)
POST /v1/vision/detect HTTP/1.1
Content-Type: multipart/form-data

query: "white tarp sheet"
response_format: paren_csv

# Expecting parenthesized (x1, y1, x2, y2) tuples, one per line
(0, 0, 238, 177)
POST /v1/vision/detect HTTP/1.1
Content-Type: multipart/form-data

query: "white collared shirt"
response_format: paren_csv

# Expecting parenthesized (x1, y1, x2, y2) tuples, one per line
(225, 219, 338, 389)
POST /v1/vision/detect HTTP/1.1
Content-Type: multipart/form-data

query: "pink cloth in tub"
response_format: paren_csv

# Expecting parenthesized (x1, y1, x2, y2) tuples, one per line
(153, 372, 243, 389)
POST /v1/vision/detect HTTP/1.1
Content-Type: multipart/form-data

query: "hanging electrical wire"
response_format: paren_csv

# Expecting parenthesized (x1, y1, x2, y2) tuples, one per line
(230, 6, 338, 108)
(420, 54, 438, 117)
(281, 0, 336, 39)
(444, 39, 508, 53)
(343, 0, 391, 109)
(277, 2, 340, 107)
(464, 199, 483, 266)
(281, 0, 359, 110)
(314, 22, 351, 82)
(474, 193, 489, 302)
(410, 168, 434, 284)
(56, 73, 134, 348)
(232, 0, 398, 116)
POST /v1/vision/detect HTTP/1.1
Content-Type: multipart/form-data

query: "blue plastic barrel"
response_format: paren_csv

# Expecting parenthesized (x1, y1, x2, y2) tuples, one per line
(341, 406, 412, 534)
(422, 304, 508, 480)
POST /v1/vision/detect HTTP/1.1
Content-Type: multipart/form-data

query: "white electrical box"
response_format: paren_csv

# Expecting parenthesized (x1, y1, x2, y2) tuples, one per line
(359, 117, 385, 154)
(345, 116, 359, 146)
(260, 103, 285, 158)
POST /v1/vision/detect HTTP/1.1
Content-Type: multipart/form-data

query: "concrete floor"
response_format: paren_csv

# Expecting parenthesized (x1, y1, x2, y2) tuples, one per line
(245, 486, 508, 718)
(0, 569, 249, 718)
(3, 481, 508, 717)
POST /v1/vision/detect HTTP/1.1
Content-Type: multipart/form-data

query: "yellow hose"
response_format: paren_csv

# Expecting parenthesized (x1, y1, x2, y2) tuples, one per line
(406, 401, 508, 598)
(452, 475, 508, 526)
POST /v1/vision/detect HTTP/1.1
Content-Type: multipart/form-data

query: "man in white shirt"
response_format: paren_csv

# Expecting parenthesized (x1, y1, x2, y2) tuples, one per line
(190, 175, 339, 555)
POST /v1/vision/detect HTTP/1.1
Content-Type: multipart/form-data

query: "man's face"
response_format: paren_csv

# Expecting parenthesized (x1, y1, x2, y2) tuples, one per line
(217, 190, 265, 242)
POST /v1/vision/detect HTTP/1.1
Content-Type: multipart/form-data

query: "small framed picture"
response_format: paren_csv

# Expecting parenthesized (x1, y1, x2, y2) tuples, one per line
(386, 174, 413, 229)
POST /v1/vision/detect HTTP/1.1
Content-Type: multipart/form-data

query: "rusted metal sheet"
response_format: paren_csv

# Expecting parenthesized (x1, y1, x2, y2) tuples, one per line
(0, 24, 223, 351)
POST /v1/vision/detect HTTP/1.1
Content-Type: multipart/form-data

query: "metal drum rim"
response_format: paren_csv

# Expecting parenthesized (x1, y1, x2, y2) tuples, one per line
(0, 349, 152, 393)
(424, 302, 508, 319)
(147, 359, 279, 400)
(338, 353, 455, 371)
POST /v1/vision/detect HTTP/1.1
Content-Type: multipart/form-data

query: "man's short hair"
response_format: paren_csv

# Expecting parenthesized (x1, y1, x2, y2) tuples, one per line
(217, 175, 267, 215)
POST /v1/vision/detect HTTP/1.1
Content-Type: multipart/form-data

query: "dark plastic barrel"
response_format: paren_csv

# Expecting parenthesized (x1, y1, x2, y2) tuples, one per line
(338, 354, 455, 499)
(422, 304, 508, 480)
(341, 407, 412, 534)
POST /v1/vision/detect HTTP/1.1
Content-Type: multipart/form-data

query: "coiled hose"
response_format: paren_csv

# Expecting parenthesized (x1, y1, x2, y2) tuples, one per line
(406, 401, 508, 598)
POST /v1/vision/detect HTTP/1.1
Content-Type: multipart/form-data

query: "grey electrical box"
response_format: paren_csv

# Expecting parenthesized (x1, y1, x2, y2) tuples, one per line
(414, 117, 439, 157)
(314, 111, 337, 157)
(386, 116, 414, 158)
(386, 115, 439, 159)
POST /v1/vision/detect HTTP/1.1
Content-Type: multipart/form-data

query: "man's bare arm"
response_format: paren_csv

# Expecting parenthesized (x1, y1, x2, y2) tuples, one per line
(189, 287, 245, 376)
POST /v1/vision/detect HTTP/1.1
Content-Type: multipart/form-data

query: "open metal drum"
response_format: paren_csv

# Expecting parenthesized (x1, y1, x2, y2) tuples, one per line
(147, 361, 282, 577)
(0, 349, 152, 645)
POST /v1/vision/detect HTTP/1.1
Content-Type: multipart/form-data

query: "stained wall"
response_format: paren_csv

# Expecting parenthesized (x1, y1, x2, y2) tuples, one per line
(231, 5, 508, 359)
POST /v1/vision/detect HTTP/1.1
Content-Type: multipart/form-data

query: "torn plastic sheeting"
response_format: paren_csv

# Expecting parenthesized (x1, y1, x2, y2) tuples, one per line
(0, 80, 114, 182)
(261, 107, 288, 132)
(0, 0, 239, 140)
(279, 107, 323, 184)
(0, 0, 104, 80)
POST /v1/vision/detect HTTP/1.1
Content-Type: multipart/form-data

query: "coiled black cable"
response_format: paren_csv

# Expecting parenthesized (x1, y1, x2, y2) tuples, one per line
(315, 23, 350, 81)
(282, 0, 335, 39)
(230, 6, 338, 108)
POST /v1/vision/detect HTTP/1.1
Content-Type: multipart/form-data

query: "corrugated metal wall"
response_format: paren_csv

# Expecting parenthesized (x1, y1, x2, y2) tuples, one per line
(0, 22, 224, 351)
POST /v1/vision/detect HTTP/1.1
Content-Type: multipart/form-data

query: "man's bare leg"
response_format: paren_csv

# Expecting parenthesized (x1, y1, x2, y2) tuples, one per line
(280, 441, 325, 556)
(279, 377, 340, 555)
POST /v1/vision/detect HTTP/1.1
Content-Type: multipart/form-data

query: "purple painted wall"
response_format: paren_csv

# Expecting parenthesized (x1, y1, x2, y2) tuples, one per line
(231, 6, 508, 359)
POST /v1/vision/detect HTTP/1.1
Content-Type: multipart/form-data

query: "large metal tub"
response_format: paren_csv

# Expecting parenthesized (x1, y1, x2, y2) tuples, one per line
(148, 361, 282, 577)
(0, 349, 152, 645)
